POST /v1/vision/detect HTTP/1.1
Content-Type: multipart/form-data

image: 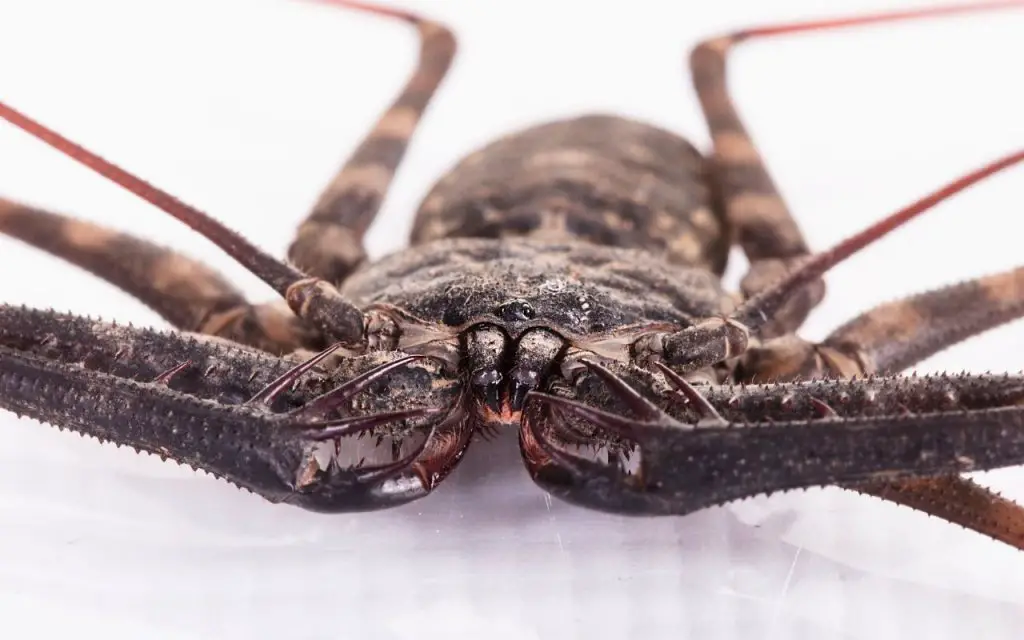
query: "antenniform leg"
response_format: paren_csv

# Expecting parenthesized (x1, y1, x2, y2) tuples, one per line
(642, 148, 1023, 374)
(689, 0, 1023, 337)
(0, 303, 471, 512)
(0, 3, 453, 350)
(523, 359, 1024, 550)
(0, 199, 321, 355)
(289, 0, 455, 283)
(0, 102, 365, 347)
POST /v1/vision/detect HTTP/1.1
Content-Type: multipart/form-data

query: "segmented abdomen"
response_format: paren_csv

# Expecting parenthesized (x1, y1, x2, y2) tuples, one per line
(411, 114, 730, 273)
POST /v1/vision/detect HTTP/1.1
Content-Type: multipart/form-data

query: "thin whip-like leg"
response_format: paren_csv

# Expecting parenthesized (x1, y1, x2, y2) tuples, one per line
(0, 199, 322, 354)
(689, 0, 1023, 337)
(0, 105, 365, 347)
(0, 2, 457, 348)
(0, 303, 468, 511)
(289, 1, 455, 284)
(645, 148, 1023, 373)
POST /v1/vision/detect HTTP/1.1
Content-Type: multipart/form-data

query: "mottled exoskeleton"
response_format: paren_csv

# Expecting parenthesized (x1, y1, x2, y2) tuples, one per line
(2, 0, 1024, 548)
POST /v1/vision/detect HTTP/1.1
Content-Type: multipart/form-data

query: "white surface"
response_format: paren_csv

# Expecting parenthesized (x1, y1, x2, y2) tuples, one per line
(0, 1, 1022, 638)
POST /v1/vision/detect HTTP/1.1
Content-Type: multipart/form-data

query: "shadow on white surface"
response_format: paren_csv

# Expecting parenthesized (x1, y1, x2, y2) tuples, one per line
(1, 421, 1022, 639)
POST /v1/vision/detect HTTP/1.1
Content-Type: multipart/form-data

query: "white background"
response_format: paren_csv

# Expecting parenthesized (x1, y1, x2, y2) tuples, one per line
(0, 1, 1022, 638)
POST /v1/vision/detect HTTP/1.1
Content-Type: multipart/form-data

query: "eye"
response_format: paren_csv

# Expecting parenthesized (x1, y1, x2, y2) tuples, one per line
(497, 299, 536, 322)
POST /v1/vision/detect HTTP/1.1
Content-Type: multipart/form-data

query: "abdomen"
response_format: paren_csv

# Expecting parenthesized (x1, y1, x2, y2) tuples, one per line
(411, 114, 730, 274)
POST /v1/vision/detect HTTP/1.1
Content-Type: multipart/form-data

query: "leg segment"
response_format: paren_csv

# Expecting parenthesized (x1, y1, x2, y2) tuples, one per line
(644, 149, 1023, 374)
(736, 264, 1024, 384)
(0, 303, 468, 511)
(689, 1, 1024, 337)
(849, 476, 1024, 551)
(0, 102, 365, 347)
(819, 265, 1024, 548)
(288, 1, 456, 283)
(690, 38, 821, 337)
(736, 265, 1024, 549)
(0, 198, 321, 354)
(825, 266, 1024, 375)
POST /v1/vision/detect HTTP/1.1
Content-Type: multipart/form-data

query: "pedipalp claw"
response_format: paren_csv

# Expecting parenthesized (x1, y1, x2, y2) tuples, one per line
(578, 358, 664, 421)
(295, 406, 447, 440)
(526, 390, 645, 441)
(654, 362, 727, 425)
(291, 354, 428, 419)
(248, 342, 344, 405)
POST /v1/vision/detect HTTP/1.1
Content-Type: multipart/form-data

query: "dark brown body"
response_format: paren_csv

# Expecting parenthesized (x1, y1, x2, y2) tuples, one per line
(2, 1, 1024, 550)
(344, 115, 735, 360)
(411, 115, 729, 274)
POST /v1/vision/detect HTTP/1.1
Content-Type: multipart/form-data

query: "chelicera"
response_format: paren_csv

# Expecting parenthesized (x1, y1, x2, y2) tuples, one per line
(1, 0, 1024, 549)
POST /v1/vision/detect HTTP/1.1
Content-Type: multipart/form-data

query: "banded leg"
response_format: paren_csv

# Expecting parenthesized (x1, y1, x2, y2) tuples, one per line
(0, 100, 367, 347)
(736, 265, 1024, 385)
(825, 266, 1024, 375)
(690, 35, 820, 337)
(689, 1, 1023, 337)
(848, 476, 1024, 550)
(288, 1, 456, 283)
(642, 149, 1023, 374)
(0, 198, 321, 355)
(0, 304, 469, 512)
(735, 264, 1024, 548)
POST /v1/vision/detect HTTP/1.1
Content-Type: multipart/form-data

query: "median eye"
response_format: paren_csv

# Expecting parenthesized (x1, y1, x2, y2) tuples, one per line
(497, 299, 536, 322)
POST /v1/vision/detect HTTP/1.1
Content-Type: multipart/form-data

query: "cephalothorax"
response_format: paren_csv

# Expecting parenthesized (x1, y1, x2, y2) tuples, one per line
(1, 1, 1024, 547)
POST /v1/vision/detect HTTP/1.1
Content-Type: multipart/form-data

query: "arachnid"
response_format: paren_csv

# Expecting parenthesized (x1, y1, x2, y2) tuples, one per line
(1, 0, 1023, 550)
